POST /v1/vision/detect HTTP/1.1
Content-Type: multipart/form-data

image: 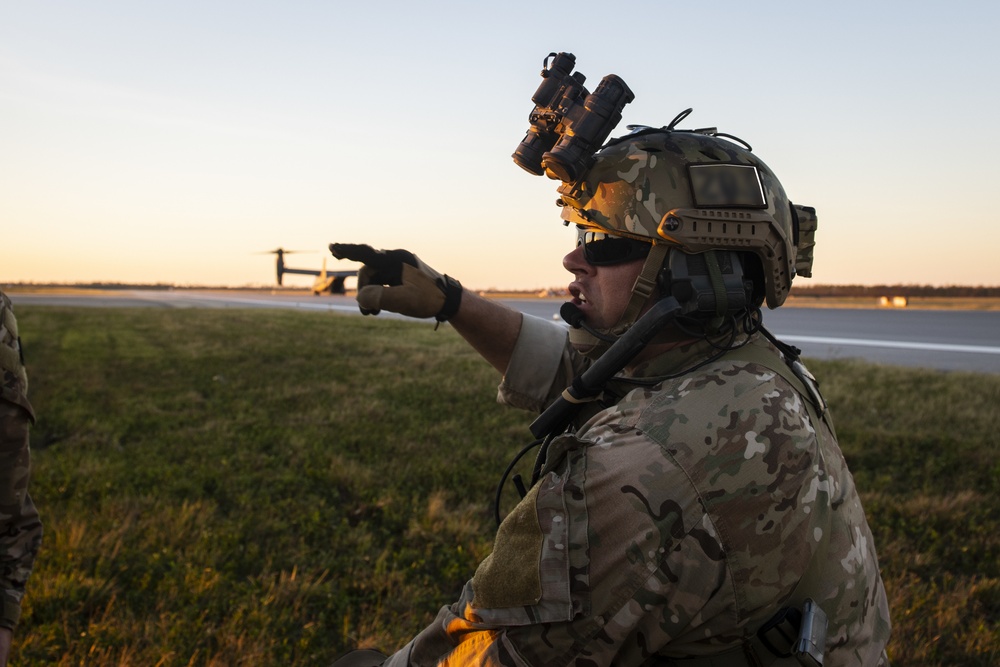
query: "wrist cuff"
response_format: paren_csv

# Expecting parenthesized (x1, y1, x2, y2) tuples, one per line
(435, 275, 463, 322)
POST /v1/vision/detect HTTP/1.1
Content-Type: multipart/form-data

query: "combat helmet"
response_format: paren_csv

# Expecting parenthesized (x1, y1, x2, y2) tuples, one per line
(557, 111, 817, 312)
(510, 53, 816, 343)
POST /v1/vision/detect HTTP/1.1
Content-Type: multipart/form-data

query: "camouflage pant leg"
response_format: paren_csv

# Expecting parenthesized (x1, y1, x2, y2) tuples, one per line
(0, 400, 42, 630)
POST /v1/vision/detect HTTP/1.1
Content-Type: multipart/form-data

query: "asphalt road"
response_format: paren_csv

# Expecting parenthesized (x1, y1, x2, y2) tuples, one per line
(11, 289, 1000, 374)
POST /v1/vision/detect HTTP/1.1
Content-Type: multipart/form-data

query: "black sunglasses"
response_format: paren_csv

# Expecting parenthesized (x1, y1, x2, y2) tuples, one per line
(577, 228, 653, 266)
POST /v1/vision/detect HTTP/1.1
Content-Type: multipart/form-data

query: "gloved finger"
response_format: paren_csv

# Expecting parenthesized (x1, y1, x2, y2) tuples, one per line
(356, 284, 383, 316)
(330, 243, 399, 283)
(356, 265, 379, 290)
(330, 244, 421, 284)
(330, 244, 417, 273)
(329, 243, 381, 264)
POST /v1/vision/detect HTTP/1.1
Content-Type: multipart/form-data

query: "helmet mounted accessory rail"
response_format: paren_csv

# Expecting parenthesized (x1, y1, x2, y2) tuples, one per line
(552, 120, 818, 311)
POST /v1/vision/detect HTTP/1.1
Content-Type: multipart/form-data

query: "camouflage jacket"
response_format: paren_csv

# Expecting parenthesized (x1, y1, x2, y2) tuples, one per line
(384, 315, 890, 666)
(1, 289, 43, 631)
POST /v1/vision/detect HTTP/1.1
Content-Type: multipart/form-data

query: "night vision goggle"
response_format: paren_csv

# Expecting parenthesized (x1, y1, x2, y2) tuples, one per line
(512, 52, 634, 184)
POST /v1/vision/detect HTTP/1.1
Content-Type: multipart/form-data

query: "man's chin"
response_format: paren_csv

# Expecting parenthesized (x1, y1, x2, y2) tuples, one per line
(568, 325, 610, 359)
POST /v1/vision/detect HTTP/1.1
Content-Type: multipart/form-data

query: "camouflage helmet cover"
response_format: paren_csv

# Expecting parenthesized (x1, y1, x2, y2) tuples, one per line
(557, 128, 807, 308)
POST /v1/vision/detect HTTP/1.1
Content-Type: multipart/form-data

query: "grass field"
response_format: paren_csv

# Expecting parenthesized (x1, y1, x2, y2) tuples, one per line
(9, 307, 1000, 666)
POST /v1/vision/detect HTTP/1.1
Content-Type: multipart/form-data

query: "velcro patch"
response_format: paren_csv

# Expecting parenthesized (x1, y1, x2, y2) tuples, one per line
(472, 484, 543, 609)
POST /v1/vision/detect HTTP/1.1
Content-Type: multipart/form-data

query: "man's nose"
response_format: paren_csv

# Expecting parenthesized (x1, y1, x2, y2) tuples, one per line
(563, 243, 591, 274)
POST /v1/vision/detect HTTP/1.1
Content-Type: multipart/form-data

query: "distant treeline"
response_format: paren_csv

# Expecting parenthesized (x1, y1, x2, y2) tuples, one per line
(6, 281, 1000, 298)
(791, 284, 1000, 298)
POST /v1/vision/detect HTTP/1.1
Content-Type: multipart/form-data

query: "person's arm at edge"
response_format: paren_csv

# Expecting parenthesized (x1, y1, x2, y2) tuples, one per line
(447, 289, 523, 375)
(0, 625, 12, 666)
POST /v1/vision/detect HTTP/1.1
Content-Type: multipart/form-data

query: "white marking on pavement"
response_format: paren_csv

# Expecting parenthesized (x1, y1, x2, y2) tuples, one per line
(783, 335, 1000, 355)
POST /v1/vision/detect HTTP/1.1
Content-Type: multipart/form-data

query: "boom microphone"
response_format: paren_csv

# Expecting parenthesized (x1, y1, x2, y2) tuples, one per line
(559, 301, 584, 327)
(531, 296, 682, 440)
(560, 302, 616, 343)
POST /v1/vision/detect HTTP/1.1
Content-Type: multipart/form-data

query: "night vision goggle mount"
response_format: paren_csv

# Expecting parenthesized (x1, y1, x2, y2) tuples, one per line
(512, 52, 634, 184)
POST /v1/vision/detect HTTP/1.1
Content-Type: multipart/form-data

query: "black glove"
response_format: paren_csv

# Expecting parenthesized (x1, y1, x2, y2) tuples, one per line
(329, 243, 462, 321)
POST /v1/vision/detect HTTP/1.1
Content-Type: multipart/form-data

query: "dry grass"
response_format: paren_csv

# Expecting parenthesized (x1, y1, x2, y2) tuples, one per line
(9, 308, 999, 665)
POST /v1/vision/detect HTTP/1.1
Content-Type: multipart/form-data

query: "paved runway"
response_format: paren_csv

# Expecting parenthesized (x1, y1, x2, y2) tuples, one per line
(11, 289, 1000, 374)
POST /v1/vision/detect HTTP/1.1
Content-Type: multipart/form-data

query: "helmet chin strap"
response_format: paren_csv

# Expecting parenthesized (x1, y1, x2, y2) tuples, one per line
(569, 243, 671, 359)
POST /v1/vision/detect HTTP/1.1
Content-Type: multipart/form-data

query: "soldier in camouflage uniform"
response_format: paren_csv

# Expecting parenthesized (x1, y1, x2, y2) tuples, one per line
(0, 288, 42, 667)
(329, 117, 891, 666)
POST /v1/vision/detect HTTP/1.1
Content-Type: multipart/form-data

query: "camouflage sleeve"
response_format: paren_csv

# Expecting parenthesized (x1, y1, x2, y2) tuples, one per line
(0, 291, 43, 631)
(496, 315, 584, 413)
(1, 292, 34, 423)
(0, 401, 42, 631)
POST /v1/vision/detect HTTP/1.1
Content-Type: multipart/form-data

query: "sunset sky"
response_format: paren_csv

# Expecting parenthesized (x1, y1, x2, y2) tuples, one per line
(2, 1, 998, 291)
